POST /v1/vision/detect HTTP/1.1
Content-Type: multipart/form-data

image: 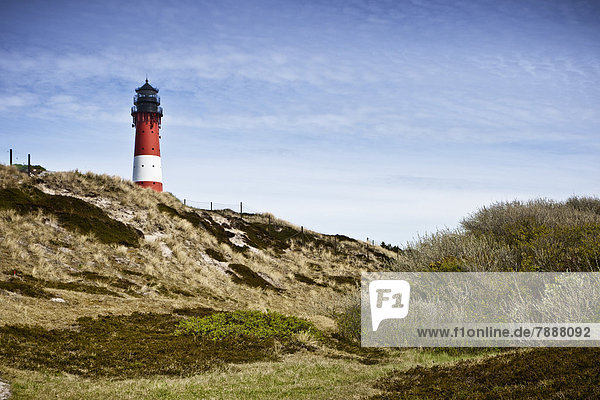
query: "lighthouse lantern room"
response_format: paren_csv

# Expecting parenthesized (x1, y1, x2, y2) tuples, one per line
(131, 79, 164, 192)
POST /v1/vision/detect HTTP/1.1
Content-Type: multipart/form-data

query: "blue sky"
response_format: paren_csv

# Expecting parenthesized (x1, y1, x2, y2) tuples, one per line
(1, 0, 599, 245)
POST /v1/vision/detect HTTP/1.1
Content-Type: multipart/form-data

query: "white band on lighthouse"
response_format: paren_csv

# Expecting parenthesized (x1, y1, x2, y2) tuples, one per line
(132, 155, 162, 183)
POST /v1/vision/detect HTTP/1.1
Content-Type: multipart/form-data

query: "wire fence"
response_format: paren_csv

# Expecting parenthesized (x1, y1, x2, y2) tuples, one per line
(181, 197, 396, 254)
(2, 148, 397, 251)
(184, 199, 263, 215)
(2, 148, 38, 175)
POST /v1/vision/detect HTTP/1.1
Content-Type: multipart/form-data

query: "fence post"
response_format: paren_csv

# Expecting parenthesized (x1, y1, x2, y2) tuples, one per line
(27, 154, 31, 176)
(240, 202, 243, 216)
(9, 149, 12, 166)
(184, 199, 186, 206)
(366, 237, 369, 261)
(210, 201, 213, 211)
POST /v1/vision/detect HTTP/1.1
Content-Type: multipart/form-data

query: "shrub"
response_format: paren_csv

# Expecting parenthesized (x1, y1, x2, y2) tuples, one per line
(373, 347, 600, 399)
(13, 163, 46, 175)
(381, 241, 402, 253)
(565, 196, 600, 215)
(461, 198, 600, 241)
(396, 197, 600, 272)
(174, 310, 319, 341)
(332, 291, 361, 344)
(398, 230, 517, 272)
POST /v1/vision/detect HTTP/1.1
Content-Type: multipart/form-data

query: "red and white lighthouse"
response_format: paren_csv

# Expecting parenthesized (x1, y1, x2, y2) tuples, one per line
(131, 79, 164, 192)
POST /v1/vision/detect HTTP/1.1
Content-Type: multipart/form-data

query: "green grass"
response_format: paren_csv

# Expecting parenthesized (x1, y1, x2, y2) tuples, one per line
(2, 357, 382, 400)
(2, 349, 486, 400)
(175, 310, 319, 341)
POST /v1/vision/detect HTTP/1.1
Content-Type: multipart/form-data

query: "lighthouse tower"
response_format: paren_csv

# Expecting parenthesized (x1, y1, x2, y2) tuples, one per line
(131, 79, 163, 192)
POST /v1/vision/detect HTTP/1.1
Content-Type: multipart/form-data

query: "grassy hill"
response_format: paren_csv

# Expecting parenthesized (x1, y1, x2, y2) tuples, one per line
(0, 164, 415, 399)
(0, 164, 396, 330)
(1, 163, 599, 399)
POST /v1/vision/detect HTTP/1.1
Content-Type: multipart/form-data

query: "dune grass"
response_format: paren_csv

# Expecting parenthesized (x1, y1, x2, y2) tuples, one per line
(0, 164, 396, 333)
(0, 186, 142, 247)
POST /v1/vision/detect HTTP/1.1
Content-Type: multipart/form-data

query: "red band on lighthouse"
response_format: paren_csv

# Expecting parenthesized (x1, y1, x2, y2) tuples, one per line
(131, 79, 163, 192)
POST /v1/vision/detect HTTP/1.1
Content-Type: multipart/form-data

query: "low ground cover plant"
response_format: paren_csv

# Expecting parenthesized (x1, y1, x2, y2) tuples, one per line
(174, 310, 319, 341)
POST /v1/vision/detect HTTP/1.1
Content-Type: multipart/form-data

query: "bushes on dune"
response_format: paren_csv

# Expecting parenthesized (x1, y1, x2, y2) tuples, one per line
(332, 291, 361, 344)
(334, 197, 600, 342)
(397, 197, 600, 272)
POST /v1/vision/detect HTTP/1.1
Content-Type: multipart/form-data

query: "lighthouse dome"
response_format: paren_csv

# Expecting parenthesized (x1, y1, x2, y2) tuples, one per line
(133, 79, 161, 114)
(136, 79, 159, 94)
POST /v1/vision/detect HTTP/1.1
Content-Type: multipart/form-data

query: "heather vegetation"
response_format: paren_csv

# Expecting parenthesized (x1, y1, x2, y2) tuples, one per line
(0, 311, 300, 379)
(372, 347, 600, 400)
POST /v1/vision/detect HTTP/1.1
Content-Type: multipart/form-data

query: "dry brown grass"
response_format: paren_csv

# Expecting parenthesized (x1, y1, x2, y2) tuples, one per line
(0, 164, 392, 332)
(0, 164, 30, 189)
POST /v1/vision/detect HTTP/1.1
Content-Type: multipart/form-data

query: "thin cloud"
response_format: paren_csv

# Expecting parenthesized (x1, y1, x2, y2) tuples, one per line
(1, 0, 598, 244)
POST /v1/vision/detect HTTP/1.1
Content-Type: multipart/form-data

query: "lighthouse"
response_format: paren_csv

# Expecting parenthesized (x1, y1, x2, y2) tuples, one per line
(131, 79, 164, 192)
